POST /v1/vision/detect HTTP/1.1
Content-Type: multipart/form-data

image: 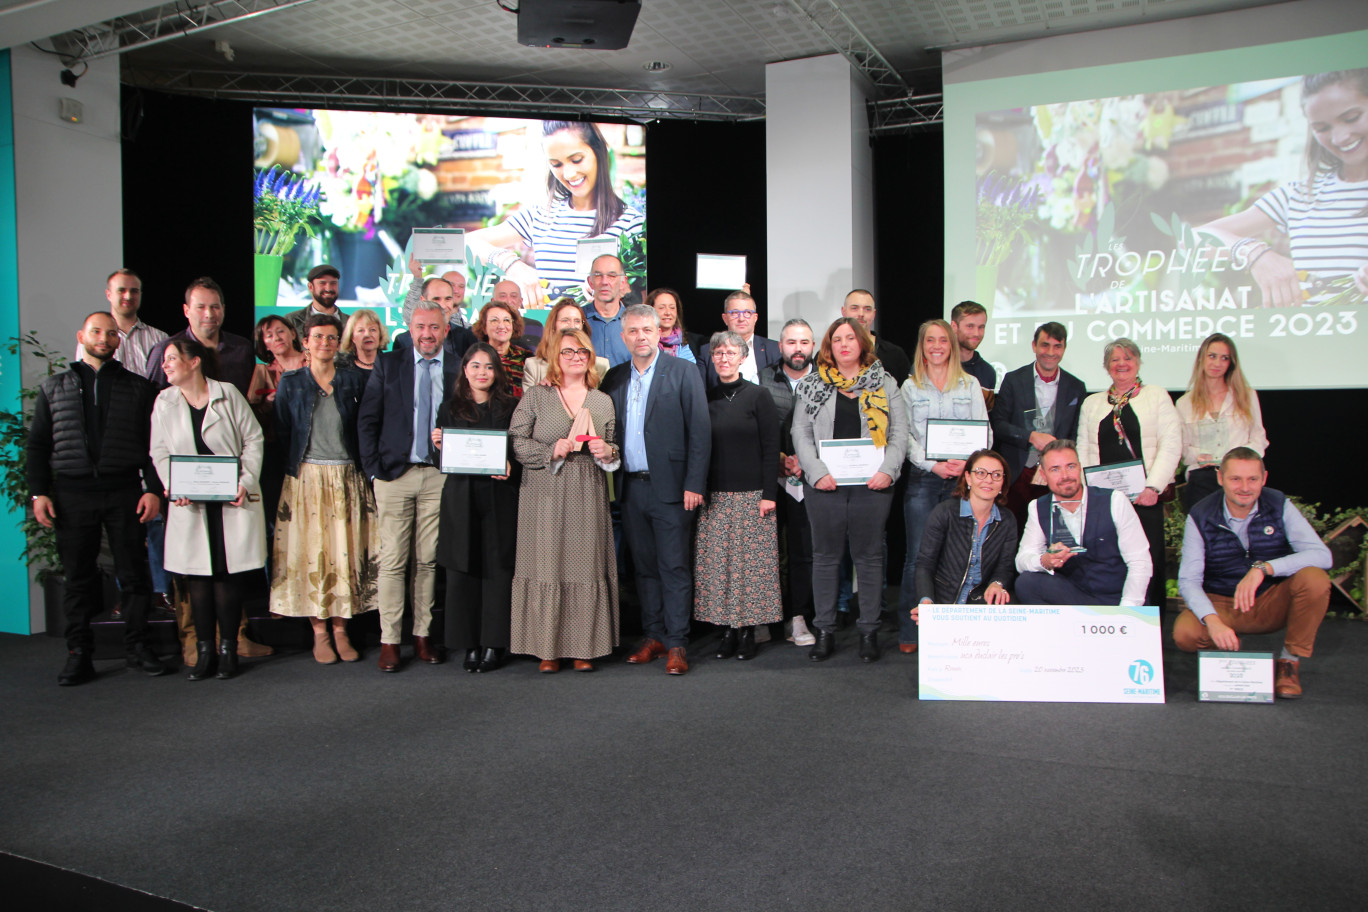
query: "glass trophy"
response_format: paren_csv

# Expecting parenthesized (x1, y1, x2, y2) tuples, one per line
(1049, 501, 1088, 554)
(1193, 417, 1226, 467)
(1025, 406, 1053, 438)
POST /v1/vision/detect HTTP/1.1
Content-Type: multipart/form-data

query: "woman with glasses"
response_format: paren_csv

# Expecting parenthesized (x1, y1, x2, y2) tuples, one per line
(269, 314, 379, 665)
(694, 331, 782, 661)
(523, 298, 610, 389)
(473, 301, 533, 395)
(792, 317, 907, 663)
(908, 450, 1017, 624)
(508, 329, 621, 672)
(432, 344, 521, 673)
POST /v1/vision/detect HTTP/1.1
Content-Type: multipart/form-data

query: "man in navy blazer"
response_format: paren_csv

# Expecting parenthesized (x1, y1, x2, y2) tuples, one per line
(698, 289, 781, 388)
(601, 305, 711, 674)
(391, 276, 478, 360)
(357, 301, 460, 673)
(990, 322, 1086, 526)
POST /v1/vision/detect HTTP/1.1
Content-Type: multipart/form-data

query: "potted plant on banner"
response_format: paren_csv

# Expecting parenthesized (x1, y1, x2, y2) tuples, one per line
(254, 165, 320, 310)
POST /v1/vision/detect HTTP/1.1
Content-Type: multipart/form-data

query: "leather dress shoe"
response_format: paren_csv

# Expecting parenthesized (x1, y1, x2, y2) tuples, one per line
(539, 658, 560, 673)
(463, 649, 480, 672)
(859, 631, 881, 663)
(808, 629, 835, 661)
(573, 659, 595, 672)
(1275, 659, 1303, 699)
(149, 592, 176, 622)
(735, 627, 758, 661)
(898, 643, 918, 655)
(626, 639, 667, 664)
(666, 646, 689, 675)
(58, 647, 95, 686)
(377, 644, 401, 672)
(715, 628, 739, 659)
(125, 643, 170, 676)
(187, 641, 217, 681)
(413, 635, 443, 665)
(477, 648, 505, 673)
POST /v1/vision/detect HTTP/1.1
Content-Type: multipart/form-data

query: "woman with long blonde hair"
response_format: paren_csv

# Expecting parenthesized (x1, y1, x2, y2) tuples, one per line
(1175, 333, 1267, 510)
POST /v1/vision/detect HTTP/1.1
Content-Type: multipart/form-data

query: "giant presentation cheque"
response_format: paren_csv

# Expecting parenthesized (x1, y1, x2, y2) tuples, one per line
(918, 604, 1165, 704)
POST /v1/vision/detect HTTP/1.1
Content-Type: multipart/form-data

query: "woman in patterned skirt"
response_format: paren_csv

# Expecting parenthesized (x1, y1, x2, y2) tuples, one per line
(269, 314, 379, 664)
(695, 330, 783, 660)
(508, 329, 621, 672)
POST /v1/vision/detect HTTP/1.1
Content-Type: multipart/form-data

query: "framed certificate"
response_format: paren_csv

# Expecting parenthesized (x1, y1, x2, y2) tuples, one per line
(1198, 651, 1275, 703)
(169, 455, 240, 502)
(1084, 460, 1148, 501)
(576, 237, 619, 278)
(918, 603, 1165, 704)
(412, 228, 466, 265)
(440, 428, 508, 475)
(818, 438, 883, 485)
(695, 253, 747, 290)
(924, 419, 989, 461)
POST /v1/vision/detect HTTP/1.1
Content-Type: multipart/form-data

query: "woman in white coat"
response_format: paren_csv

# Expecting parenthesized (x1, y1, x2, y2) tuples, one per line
(151, 338, 266, 680)
(1077, 337, 1181, 610)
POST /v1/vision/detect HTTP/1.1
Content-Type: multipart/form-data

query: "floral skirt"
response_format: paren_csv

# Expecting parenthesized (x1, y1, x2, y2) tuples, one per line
(269, 462, 379, 619)
(693, 490, 783, 627)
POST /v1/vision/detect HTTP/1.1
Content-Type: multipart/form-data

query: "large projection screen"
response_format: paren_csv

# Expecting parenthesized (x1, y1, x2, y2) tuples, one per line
(251, 110, 646, 335)
(944, 27, 1368, 391)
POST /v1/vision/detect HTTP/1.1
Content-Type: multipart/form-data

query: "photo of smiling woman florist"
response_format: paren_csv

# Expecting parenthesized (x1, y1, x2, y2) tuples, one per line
(971, 68, 1368, 317)
(252, 111, 646, 324)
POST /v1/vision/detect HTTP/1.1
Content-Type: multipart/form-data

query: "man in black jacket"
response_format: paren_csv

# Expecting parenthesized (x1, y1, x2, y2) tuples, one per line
(29, 312, 167, 685)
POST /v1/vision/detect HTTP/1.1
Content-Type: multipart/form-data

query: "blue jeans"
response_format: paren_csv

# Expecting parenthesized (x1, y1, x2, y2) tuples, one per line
(146, 516, 168, 594)
(898, 468, 958, 643)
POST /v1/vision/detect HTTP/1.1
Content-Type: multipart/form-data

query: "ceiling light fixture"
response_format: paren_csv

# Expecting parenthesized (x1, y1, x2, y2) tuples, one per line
(642, 61, 671, 72)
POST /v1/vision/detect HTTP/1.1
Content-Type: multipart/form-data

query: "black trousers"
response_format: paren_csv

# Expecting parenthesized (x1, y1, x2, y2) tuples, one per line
(778, 493, 813, 621)
(621, 474, 694, 649)
(54, 485, 152, 650)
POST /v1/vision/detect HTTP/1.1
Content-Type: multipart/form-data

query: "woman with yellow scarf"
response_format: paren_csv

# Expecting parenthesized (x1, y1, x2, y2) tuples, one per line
(792, 317, 908, 663)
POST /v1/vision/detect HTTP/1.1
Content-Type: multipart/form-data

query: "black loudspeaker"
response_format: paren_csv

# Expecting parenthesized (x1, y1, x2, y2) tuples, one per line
(516, 0, 641, 50)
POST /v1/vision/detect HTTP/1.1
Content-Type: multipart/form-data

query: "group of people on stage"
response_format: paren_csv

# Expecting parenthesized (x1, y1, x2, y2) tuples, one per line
(32, 257, 1333, 699)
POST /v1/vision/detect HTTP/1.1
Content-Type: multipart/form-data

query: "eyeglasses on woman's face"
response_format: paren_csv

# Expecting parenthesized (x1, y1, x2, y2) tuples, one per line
(559, 348, 591, 360)
(970, 468, 1003, 482)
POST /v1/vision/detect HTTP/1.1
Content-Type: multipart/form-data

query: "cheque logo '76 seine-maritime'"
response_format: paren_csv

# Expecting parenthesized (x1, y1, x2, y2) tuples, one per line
(1128, 660, 1154, 685)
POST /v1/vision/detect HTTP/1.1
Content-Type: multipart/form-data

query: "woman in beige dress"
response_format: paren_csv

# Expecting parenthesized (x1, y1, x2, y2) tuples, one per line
(509, 329, 620, 672)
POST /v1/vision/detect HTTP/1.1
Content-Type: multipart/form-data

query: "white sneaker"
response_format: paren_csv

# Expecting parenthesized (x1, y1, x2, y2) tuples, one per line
(755, 624, 772, 643)
(790, 616, 816, 646)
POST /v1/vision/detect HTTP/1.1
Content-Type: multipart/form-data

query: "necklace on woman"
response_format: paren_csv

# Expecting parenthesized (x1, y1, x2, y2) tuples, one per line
(353, 355, 374, 368)
(723, 387, 740, 402)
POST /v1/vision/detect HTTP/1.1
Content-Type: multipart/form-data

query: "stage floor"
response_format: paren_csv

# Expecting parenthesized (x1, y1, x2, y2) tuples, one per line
(3, 615, 1367, 912)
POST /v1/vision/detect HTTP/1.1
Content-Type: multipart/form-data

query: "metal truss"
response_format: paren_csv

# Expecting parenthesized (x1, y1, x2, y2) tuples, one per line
(122, 68, 769, 122)
(785, 0, 908, 96)
(50, 0, 318, 63)
(869, 93, 944, 134)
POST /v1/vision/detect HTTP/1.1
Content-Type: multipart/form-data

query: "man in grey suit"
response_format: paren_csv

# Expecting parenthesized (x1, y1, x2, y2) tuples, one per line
(602, 305, 711, 674)
(990, 322, 1086, 528)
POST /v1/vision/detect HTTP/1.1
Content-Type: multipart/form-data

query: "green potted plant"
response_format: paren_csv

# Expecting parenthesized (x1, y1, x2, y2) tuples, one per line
(254, 165, 321, 310)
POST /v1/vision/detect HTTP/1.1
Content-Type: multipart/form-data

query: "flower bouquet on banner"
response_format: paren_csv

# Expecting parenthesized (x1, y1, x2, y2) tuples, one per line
(254, 166, 320, 311)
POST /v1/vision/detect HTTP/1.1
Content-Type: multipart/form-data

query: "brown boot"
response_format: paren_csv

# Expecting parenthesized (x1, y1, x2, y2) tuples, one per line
(331, 617, 359, 662)
(236, 613, 273, 657)
(174, 582, 196, 667)
(310, 618, 338, 665)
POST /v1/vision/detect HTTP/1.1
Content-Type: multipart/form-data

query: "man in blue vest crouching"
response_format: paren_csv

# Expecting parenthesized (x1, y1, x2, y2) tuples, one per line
(1014, 439, 1153, 606)
(1175, 447, 1331, 699)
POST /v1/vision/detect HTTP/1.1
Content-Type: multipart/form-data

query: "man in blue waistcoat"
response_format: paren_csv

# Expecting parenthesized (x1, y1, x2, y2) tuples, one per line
(1175, 447, 1331, 698)
(1014, 440, 1152, 606)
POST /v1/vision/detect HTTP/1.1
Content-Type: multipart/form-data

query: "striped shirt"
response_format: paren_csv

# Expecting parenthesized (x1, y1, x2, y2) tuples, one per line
(507, 200, 644, 299)
(1254, 171, 1368, 299)
(74, 318, 168, 376)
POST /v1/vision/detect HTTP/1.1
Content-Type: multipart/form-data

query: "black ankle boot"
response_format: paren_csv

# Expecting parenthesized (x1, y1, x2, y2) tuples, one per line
(715, 628, 739, 659)
(187, 641, 216, 681)
(736, 626, 758, 660)
(808, 629, 835, 661)
(216, 640, 239, 679)
(859, 631, 881, 663)
(463, 649, 480, 672)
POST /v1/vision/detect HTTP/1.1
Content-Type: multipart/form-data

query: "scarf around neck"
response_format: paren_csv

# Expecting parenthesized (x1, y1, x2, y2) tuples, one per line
(798, 360, 890, 448)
